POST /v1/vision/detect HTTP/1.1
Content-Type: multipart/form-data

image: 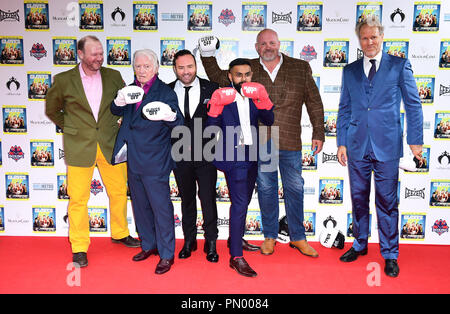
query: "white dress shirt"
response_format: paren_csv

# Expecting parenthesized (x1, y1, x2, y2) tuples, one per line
(259, 53, 284, 83)
(174, 77, 200, 118)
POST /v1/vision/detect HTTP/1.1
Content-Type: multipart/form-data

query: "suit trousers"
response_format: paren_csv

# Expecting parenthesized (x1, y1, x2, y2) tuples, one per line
(224, 163, 258, 257)
(128, 171, 175, 259)
(67, 144, 129, 253)
(173, 162, 218, 242)
(348, 142, 400, 260)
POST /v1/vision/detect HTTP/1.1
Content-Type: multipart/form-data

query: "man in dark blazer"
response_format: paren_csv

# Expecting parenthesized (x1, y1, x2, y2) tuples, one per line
(168, 49, 220, 262)
(111, 49, 183, 275)
(337, 17, 423, 277)
(207, 58, 274, 277)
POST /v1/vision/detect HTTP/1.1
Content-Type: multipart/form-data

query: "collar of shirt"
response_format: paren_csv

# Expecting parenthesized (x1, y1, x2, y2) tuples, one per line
(174, 77, 200, 117)
(134, 75, 157, 94)
(79, 63, 102, 121)
(363, 50, 383, 78)
(134, 75, 157, 110)
(259, 52, 283, 83)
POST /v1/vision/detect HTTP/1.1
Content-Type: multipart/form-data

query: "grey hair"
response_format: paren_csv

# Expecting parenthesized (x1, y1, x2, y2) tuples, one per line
(355, 15, 384, 38)
(132, 49, 159, 71)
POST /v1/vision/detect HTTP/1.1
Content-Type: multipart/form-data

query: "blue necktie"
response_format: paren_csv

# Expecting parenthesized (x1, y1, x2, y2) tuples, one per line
(368, 59, 377, 81)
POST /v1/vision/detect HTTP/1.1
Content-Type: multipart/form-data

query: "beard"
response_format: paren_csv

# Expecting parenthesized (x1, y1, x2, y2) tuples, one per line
(232, 81, 243, 94)
(260, 49, 278, 62)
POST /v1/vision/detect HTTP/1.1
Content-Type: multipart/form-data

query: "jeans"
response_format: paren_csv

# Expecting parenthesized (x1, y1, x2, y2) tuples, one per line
(257, 140, 306, 241)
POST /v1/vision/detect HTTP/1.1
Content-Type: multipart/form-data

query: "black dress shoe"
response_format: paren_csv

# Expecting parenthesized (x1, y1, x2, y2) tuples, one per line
(72, 252, 88, 268)
(111, 235, 141, 248)
(132, 248, 158, 262)
(384, 259, 399, 277)
(227, 238, 260, 252)
(339, 247, 368, 262)
(155, 258, 174, 275)
(204, 240, 219, 263)
(242, 239, 260, 251)
(178, 240, 197, 259)
(229, 257, 257, 277)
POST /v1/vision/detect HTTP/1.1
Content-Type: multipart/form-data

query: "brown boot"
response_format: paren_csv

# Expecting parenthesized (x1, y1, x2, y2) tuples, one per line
(260, 238, 276, 255)
(289, 240, 319, 258)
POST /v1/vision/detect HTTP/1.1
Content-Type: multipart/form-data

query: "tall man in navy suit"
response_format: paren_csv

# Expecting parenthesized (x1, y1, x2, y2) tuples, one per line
(336, 17, 423, 277)
(207, 58, 274, 277)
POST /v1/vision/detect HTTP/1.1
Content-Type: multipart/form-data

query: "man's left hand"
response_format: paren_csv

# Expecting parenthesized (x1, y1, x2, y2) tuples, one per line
(312, 140, 324, 156)
(409, 144, 423, 161)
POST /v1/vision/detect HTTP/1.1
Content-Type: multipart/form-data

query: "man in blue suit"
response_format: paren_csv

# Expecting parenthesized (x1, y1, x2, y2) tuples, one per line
(336, 17, 423, 278)
(207, 58, 274, 277)
(111, 49, 183, 275)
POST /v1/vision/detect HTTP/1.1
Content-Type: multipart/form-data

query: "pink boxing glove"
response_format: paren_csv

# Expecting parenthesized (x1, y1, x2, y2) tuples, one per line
(207, 87, 237, 117)
(241, 82, 273, 110)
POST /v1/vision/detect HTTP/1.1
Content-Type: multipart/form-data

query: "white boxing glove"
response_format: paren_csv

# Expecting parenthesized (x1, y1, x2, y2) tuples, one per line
(114, 86, 145, 106)
(123, 85, 145, 104)
(198, 36, 220, 57)
(142, 101, 177, 122)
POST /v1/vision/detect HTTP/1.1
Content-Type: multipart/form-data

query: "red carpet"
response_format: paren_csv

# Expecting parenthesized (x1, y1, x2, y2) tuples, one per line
(0, 236, 448, 294)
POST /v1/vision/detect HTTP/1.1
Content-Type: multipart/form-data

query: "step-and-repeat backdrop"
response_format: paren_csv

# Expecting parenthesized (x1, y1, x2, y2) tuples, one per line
(1, 0, 449, 245)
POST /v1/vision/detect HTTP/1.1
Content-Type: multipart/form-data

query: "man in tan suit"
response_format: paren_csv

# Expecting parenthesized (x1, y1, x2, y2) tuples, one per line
(200, 29, 324, 257)
(45, 36, 140, 268)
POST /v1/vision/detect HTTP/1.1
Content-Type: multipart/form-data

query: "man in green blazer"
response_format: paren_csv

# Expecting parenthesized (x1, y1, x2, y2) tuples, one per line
(45, 35, 140, 268)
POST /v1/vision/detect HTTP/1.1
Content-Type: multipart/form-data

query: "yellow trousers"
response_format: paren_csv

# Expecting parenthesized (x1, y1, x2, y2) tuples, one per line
(67, 144, 129, 253)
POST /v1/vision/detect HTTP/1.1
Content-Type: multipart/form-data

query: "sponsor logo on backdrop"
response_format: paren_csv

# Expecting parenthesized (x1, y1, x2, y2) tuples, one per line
(8, 145, 24, 162)
(325, 15, 350, 23)
(58, 149, 64, 160)
(299, 45, 317, 62)
(32, 183, 53, 191)
(405, 187, 426, 199)
(432, 219, 448, 236)
(322, 152, 338, 163)
(272, 11, 292, 24)
(111, 6, 125, 22)
(161, 13, 183, 22)
(437, 151, 450, 169)
(390, 8, 406, 26)
(174, 214, 182, 227)
(30, 43, 47, 60)
(440, 84, 450, 96)
(6, 77, 20, 91)
(217, 217, 230, 227)
(90, 179, 103, 196)
(0, 9, 19, 22)
(218, 8, 235, 26)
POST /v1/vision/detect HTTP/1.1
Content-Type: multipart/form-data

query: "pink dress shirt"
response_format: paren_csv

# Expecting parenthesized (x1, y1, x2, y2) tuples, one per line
(79, 64, 103, 121)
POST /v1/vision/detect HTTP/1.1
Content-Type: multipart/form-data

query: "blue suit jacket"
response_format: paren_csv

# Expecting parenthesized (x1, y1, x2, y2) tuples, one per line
(337, 52, 423, 161)
(207, 97, 274, 172)
(111, 77, 183, 176)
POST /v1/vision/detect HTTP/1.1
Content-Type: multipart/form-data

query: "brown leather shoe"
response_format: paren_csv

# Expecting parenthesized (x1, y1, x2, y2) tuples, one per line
(229, 257, 257, 277)
(289, 240, 319, 257)
(155, 258, 174, 275)
(132, 248, 158, 262)
(260, 238, 276, 255)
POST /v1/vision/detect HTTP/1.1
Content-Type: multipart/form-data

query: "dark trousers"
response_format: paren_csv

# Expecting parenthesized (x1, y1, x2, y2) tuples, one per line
(128, 171, 175, 260)
(224, 163, 258, 257)
(173, 162, 218, 242)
